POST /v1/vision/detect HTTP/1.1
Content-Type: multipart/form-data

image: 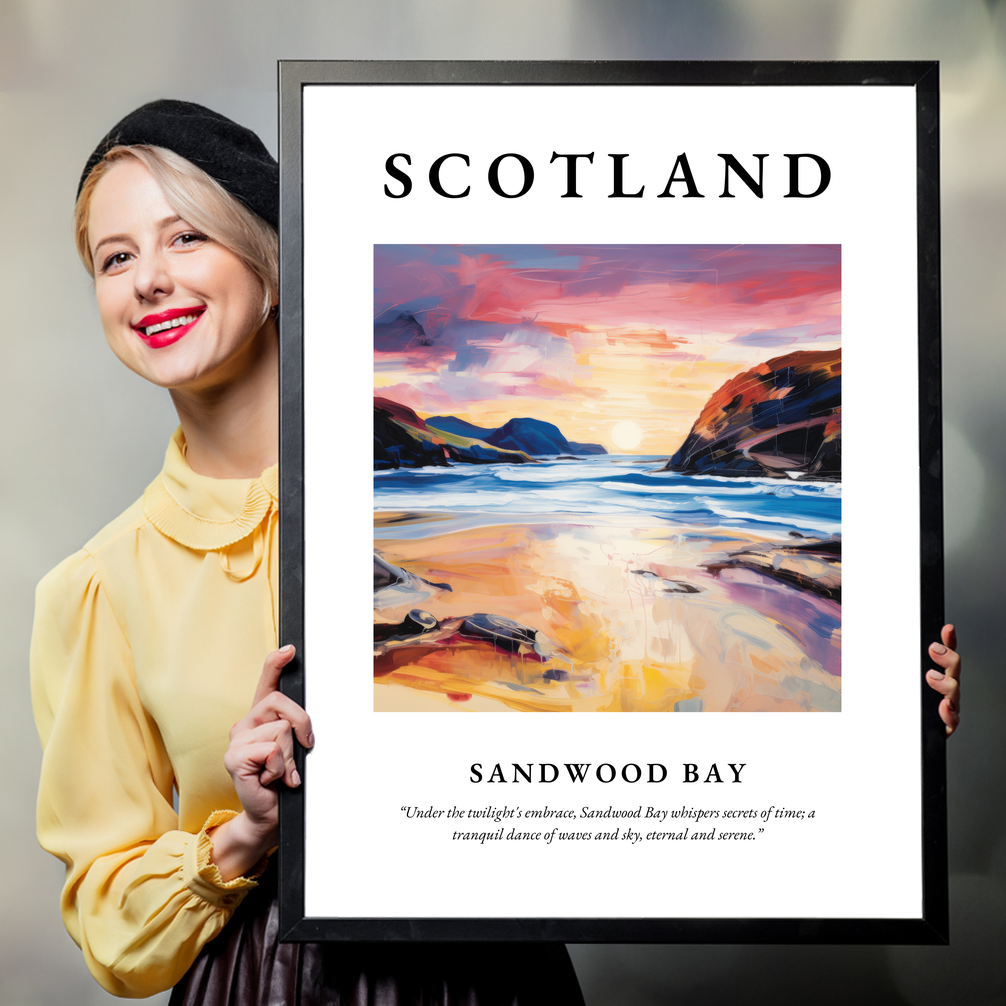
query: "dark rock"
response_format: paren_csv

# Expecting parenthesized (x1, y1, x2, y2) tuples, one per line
(374, 555, 403, 590)
(663, 348, 840, 481)
(446, 442, 530, 465)
(373, 608, 440, 642)
(374, 399, 450, 469)
(374, 555, 451, 595)
(373, 614, 566, 676)
(459, 613, 540, 653)
(702, 536, 841, 600)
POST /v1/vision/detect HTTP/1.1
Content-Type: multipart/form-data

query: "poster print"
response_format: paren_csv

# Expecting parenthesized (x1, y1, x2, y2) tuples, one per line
(373, 243, 842, 713)
(280, 62, 946, 943)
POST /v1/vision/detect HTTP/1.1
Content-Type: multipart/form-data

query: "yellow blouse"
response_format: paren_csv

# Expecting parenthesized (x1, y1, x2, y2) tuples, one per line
(31, 429, 279, 998)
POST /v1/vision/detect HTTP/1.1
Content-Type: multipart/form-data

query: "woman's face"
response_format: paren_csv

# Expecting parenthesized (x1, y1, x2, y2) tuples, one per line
(87, 158, 270, 392)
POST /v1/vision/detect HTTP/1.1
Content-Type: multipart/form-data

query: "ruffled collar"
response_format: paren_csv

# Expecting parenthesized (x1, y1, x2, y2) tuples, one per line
(143, 428, 278, 551)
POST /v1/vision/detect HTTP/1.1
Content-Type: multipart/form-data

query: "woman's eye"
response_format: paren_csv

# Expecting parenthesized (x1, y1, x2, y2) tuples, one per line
(101, 251, 132, 273)
(173, 231, 208, 248)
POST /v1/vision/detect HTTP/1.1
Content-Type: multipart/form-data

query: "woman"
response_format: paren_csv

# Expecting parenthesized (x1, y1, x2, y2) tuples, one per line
(33, 99, 963, 1003)
(31, 100, 586, 1003)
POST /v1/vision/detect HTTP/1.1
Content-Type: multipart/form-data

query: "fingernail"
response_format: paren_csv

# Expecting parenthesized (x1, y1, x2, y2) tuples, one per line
(280, 644, 295, 654)
(946, 700, 956, 713)
(928, 669, 944, 680)
(931, 643, 947, 655)
(292, 768, 301, 787)
(306, 732, 315, 748)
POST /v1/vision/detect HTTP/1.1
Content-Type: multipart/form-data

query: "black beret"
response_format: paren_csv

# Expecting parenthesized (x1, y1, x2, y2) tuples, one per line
(77, 99, 278, 228)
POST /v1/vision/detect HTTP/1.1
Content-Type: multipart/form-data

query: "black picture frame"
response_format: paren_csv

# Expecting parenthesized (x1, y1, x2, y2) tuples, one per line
(277, 60, 945, 944)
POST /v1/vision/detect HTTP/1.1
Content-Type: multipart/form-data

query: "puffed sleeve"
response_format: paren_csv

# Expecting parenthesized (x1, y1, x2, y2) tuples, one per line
(31, 549, 262, 998)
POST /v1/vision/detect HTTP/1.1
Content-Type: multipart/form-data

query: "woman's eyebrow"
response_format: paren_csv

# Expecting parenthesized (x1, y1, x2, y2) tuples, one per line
(92, 232, 133, 256)
(92, 216, 185, 257)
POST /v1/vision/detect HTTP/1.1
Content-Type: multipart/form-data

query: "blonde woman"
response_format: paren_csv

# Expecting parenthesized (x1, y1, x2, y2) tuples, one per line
(32, 100, 586, 1004)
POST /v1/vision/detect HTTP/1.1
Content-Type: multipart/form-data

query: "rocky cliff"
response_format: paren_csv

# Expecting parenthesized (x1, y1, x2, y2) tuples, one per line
(663, 348, 841, 480)
(374, 398, 535, 469)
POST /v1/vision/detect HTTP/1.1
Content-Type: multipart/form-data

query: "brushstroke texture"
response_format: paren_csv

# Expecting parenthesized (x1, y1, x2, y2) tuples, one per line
(374, 244, 840, 456)
(663, 349, 841, 479)
(373, 245, 841, 712)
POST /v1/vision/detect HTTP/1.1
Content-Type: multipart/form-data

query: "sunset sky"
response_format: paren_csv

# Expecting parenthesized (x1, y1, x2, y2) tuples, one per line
(374, 244, 841, 454)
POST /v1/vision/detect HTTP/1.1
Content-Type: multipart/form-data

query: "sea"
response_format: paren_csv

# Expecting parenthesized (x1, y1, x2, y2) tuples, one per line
(374, 455, 841, 540)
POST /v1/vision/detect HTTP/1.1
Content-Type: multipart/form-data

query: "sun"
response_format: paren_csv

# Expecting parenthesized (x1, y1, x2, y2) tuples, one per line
(611, 421, 643, 451)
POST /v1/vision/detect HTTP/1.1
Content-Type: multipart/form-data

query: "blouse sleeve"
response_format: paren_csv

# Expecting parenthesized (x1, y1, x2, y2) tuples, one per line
(31, 549, 262, 998)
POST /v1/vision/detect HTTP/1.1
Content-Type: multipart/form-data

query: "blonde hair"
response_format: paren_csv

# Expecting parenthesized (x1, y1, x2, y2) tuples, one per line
(75, 145, 278, 323)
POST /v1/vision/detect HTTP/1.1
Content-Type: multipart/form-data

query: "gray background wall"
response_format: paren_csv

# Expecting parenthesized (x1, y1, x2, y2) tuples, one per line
(1, 1, 1003, 1003)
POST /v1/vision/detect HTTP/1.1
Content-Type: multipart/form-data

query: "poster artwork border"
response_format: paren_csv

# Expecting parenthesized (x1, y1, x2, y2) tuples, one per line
(276, 60, 946, 945)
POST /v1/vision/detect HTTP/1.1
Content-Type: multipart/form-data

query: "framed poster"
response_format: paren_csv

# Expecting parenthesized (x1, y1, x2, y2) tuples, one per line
(277, 61, 946, 943)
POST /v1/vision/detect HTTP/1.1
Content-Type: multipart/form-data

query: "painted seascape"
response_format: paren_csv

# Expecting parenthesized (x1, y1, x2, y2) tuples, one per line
(373, 245, 841, 712)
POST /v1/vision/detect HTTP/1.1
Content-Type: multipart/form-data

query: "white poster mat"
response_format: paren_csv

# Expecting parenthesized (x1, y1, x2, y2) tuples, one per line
(301, 84, 919, 920)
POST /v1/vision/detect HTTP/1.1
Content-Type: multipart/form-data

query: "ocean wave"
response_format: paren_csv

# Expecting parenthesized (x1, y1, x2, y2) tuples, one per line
(374, 457, 841, 535)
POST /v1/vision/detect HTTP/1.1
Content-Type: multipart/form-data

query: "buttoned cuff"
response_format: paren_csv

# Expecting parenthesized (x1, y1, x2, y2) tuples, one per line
(183, 810, 269, 909)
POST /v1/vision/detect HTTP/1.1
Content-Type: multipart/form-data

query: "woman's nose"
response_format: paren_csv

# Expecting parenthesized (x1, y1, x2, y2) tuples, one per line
(133, 249, 173, 302)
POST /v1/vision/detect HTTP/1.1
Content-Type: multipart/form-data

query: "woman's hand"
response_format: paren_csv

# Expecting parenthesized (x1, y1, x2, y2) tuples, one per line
(209, 645, 314, 881)
(926, 624, 961, 738)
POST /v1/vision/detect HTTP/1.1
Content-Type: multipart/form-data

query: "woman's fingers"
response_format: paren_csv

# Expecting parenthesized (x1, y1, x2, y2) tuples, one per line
(232, 689, 314, 750)
(926, 667, 959, 705)
(224, 737, 287, 787)
(928, 648, 961, 680)
(941, 623, 958, 654)
(927, 623, 961, 737)
(254, 691, 314, 748)
(259, 742, 289, 787)
(940, 698, 960, 737)
(252, 644, 296, 707)
(241, 644, 314, 749)
(218, 646, 308, 848)
(928, 639, 961, 683)
(224, 645, 311, 807)
(230, 719, 301, 788)
(924, 680, 960, 736)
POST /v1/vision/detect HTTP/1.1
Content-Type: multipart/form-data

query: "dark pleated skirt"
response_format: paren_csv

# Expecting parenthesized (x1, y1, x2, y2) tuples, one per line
(169, 868, 585, 1006)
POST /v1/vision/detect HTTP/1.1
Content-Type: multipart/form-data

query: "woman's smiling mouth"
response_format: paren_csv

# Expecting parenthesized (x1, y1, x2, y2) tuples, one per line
(133, 307, 206, 348)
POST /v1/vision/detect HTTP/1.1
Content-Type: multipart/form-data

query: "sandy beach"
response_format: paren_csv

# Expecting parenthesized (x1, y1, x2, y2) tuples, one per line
(374, 512, 841, 713)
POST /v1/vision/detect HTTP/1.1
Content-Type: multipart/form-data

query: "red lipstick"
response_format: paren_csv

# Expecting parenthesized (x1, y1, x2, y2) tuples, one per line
(132, 306, 206, 349)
